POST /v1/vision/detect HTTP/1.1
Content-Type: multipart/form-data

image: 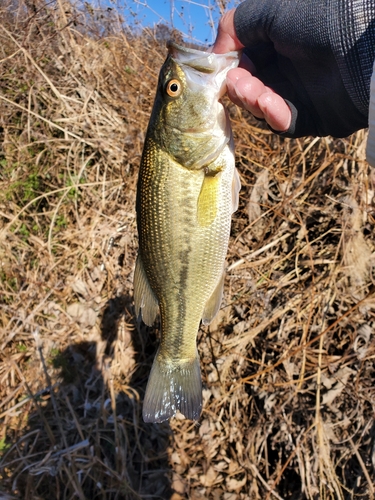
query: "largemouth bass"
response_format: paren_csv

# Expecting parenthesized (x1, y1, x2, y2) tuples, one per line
(134, 41, 240, 423)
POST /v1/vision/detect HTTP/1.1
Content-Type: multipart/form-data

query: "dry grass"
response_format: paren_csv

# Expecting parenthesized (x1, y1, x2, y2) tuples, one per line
(0, 1, 375, 499)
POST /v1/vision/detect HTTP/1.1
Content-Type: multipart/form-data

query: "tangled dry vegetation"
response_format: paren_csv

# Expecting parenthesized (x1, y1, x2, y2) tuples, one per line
(0, 1, 375, 498)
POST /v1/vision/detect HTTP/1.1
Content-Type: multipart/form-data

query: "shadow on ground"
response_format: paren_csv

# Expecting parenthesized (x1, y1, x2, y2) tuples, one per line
(0, 295, 173, 499)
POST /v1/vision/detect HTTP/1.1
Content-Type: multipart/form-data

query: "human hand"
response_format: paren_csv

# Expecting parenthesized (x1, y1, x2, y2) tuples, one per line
(213, 9, 292, 133)
(213, 1, 373, 138)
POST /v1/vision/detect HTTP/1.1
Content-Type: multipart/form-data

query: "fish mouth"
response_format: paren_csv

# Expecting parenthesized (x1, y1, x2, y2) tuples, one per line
(167, 40, 240, 96)
(167, 41, 239, 69)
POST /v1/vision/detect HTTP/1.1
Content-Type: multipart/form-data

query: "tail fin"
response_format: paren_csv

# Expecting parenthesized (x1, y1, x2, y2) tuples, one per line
(143, 351, 202, 423)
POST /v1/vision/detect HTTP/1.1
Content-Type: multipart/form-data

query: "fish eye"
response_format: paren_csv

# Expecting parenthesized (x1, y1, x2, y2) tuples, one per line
(166, 79, 182, 97)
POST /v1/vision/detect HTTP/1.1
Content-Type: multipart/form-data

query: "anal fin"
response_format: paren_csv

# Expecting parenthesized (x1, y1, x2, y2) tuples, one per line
(133, 254, 159, 326)
(202, 272, 224, 326)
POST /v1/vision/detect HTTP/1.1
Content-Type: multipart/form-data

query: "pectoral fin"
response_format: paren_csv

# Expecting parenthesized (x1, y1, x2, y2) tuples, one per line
(133, 254, 159, 326)
(197, 173, 220, 227)
(202, 272, 225, 326)
(232, 167, 241, 213)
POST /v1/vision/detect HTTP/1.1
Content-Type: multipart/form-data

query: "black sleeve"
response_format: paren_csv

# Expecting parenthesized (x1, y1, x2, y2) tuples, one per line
(233, 0, 375, 138)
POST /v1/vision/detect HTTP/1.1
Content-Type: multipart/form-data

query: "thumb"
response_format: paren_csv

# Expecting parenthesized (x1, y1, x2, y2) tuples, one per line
(212, 9, 244, 54)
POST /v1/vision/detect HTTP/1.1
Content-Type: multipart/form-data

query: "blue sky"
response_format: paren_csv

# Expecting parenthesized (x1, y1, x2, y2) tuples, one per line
(113, 0, 238, 46)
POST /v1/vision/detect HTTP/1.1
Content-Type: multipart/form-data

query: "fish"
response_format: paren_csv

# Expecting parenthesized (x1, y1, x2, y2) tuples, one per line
(134, 41, 240, 423)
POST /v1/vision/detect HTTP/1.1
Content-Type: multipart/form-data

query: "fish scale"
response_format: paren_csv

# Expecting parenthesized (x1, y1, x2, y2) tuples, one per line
(134, 42, 240, 423)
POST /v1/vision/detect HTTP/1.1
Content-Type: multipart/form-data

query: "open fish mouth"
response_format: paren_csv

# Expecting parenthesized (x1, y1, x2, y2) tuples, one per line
(167, 41, 239, 70)
(167, 40, 240, 96)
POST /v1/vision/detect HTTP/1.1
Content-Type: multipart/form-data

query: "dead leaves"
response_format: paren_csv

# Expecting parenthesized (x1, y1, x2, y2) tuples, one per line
(66, 302, 98, 328)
